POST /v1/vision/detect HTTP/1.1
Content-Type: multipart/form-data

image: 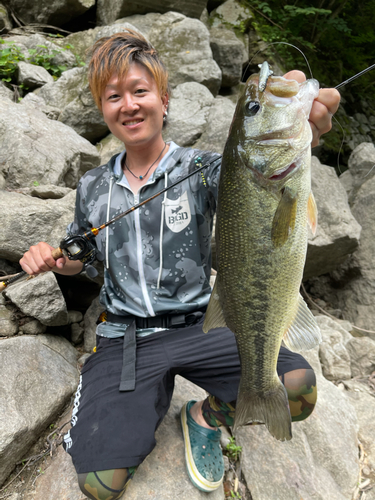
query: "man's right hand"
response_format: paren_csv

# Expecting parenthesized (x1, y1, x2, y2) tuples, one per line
(20, 242, 83, 276)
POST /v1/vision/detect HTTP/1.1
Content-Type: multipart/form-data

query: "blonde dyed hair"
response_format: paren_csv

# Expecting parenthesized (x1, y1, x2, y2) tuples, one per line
(88, 30, 169, 110)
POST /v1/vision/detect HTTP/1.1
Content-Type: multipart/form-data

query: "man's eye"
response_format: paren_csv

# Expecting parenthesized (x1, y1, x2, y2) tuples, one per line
(108, 94, 119, 100)
(135, 89, 147, 94)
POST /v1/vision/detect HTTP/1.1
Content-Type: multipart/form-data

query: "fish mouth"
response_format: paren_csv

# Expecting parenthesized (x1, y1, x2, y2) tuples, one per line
(268, 161, 299, 181)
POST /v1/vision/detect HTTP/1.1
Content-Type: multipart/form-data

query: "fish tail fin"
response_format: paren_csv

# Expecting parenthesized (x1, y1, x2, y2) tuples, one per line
(233, 379, 292, 441)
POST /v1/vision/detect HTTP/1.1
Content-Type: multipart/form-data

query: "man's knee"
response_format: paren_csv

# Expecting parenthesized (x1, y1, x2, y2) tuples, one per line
(282, 368, 317, 422)
(77, 467, 137, 500)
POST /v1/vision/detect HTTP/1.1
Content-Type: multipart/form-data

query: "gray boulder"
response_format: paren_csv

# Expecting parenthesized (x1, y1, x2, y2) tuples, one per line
(0, 2, 11, 31)
(304, 156, 362, 279)
(97, 133, 124, 165)
(343, 380, 375, 485)
(316, 173, 375, 337)
(84, 295, 104, 353)
(210, 26, 245, 88)
(0, 81, 13, 101)
(6, 0, 95, 27)
(17, 61, 54, 89)
(5, 272, 69, 327)
(97, 0, 208, 25)
(20, 92, 61, 120)
(0, 190, 75, 262)
(0, 335, 79, 487)
(0, 305, 19, 336)
(37, 66, 108, 142)
(316, 315, 352, 381)
(237, 372, 359, 500)
(16, 184, 73, 200)
(193, 95, 236, 154)
(346, 142, 375, 204)
(163, 82, 215, 147)
(346, 336, 375, 378)
(21, 319, 47, 334)
(148, 12, 222, 95)
(0, 100, 99, 189)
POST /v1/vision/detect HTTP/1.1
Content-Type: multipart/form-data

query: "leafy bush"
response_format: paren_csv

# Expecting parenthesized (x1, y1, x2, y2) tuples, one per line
(0, 38, 85, 86)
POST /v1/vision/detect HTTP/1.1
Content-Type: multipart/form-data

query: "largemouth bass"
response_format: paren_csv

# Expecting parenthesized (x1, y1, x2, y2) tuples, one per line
(203, 64, 322, 441)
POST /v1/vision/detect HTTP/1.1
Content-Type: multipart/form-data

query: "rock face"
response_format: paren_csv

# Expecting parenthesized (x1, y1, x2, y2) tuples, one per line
(5, 273, 69, 327)
(309, 150, 375, 336)
(17, 61, 54, 89)
(237, 372, 359, 500)
(304, 156, 361, 279)
(7, 0, 95, 26)
(163, 82, 215, 146)
(0, 100, 100, 189)
(193, 95, 236, 154)
(0, 190, 76, 262)
(37, 67, 108, 142)
(147, 12, 222, 95)
(0, 335, 79, 487)
(96, 0, 208, 25)
(210, 26, 244, 88)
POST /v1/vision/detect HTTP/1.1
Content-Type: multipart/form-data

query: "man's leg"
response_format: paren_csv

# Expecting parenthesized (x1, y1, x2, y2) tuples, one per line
(77, 468, 137, 500)
(199, 367, 317, 428)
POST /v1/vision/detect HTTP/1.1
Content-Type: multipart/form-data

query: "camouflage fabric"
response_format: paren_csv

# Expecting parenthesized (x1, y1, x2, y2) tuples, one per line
(77, 467, 137, 500)
(68, 142, 222, 325)
(202, 368, 317, 427)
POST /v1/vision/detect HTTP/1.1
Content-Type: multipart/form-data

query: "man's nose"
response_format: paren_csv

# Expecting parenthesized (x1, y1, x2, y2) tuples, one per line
(121, 94, 139, 113)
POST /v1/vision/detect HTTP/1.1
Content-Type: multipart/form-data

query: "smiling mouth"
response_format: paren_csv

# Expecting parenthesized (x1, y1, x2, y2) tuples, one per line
(123, 119, 143, 126)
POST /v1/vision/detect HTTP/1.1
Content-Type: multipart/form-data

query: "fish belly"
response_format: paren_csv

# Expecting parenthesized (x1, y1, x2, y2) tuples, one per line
(215, 165, 309, 440)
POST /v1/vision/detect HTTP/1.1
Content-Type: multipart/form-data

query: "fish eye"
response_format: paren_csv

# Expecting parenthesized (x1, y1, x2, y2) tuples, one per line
(245, 101, 260, 117)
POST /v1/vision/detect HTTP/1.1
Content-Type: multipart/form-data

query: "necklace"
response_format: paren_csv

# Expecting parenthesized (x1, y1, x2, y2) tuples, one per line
(124, 142, 167, 180)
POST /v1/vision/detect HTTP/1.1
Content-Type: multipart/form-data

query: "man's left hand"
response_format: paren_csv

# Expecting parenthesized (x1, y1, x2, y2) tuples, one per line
(284, 70, 341, 148)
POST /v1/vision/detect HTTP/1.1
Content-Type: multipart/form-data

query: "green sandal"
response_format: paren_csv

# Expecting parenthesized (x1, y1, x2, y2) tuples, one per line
(180, 400, 224, 492)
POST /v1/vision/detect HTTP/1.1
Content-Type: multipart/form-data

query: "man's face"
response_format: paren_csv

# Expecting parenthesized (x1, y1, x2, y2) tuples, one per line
(101, 62, 168, 148)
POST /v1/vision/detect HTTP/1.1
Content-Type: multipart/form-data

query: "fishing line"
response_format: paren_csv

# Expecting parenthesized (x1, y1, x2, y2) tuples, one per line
(244, 41, 314, 80)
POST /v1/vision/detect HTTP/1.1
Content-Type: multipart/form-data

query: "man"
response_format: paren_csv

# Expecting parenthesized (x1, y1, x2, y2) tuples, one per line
(20, 30, 340, 499)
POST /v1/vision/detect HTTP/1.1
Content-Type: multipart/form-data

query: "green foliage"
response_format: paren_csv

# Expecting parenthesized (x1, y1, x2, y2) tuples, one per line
(230, 491, 242, 499)
(0, 38, 86, 87)
(0, 39, 25, 82)
(27, 44, 67, 79)
(225, 436, 242, 462)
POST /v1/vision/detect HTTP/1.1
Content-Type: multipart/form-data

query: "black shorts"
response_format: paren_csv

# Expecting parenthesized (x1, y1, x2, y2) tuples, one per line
(63, 316, 312, 473)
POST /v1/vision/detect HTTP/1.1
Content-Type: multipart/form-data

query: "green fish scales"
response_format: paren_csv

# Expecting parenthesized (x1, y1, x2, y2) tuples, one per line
(203, 66, 322, 441)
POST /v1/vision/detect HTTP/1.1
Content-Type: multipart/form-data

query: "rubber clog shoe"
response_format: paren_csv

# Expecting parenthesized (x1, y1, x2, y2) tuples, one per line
(180, 400, 224, 492)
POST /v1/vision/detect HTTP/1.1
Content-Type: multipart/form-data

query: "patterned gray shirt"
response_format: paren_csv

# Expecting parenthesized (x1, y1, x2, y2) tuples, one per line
(69, 142, 222, 319)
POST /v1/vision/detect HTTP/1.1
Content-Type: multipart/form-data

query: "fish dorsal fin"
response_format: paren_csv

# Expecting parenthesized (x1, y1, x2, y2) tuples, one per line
(307, 191, 318, 235)
(283, 293, 322, 351)
(271, 186, 298, 248)
(203, 279, 227, 333)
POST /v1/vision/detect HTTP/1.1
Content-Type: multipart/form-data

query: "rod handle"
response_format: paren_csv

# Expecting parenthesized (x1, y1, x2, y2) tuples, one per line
(51, 247, 64, 260)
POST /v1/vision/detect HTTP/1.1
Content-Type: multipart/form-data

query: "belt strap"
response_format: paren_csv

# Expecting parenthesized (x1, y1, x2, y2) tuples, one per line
(105, 309, 205, 392)
(119, 319, 136, 392)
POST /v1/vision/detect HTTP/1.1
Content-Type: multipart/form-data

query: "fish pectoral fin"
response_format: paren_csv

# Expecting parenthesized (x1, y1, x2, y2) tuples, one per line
(203, 280, 227, 333)
(307, 191, 318, 235)
(271, 186, 298, 248)
(283, 293, 322, 351)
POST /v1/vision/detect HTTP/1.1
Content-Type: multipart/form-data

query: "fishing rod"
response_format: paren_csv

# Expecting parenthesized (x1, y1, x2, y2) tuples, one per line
(0, 155, 213, 292)
(335, 63, 375, 90)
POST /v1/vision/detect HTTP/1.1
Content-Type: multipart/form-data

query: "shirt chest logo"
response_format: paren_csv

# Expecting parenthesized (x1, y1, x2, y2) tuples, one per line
(165, 191, 191, 233)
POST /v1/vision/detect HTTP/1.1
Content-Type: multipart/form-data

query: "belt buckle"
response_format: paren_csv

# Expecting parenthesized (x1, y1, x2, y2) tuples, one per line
(169, 314, 186, 327)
